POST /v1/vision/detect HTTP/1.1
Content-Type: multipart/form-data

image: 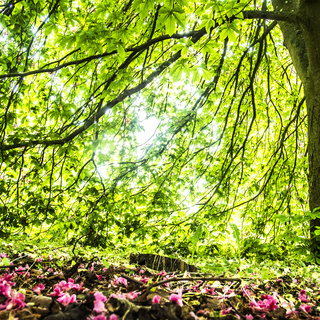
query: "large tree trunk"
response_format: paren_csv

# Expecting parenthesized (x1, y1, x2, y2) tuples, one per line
(272, 0, 320, 259)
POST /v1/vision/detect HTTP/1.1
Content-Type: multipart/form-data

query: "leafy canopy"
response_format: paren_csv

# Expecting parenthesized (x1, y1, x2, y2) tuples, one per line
(0, 0, 308, 260)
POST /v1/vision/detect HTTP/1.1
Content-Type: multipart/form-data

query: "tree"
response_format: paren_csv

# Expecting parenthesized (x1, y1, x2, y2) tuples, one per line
(0, 0, 317, 258)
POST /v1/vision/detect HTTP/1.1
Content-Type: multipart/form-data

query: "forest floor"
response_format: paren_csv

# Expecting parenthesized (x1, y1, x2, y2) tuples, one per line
(0, 251, 319, 320)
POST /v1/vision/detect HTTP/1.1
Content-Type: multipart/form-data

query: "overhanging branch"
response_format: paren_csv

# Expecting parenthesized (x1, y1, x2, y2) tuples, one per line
(242, 10, 297, 22)
(0, 31, 199, 80)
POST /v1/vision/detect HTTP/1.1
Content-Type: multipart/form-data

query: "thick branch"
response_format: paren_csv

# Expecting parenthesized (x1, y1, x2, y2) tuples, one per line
(0, 55, 181, 150)
(242, 10, 297, 22)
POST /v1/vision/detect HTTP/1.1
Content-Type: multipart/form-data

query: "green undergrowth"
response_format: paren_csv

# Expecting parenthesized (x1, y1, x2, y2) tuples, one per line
(1, 234, 318, 283)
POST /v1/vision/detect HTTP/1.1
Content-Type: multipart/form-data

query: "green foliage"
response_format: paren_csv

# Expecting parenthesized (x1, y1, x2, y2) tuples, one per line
(0, 0, 311, 263)
(190, 224, 203, 261)
(230, 223, 241, 264)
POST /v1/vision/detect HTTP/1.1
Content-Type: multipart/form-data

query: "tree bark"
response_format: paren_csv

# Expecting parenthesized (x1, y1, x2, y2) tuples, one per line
(272, 0, 320, 259)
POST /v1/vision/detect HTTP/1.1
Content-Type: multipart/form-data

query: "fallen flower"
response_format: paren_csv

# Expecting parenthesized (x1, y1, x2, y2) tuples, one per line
(300, 304, 312, 313)
(126, 291, 139, 300)
(169, 289, 183, 307)
(93, 315, 107, 320)
(109, 314, 118, 320)
(2, 273, 15, 285)
(94, 291, 107, 313)
(32, 283, 45, 295)
(110, 293, 127, 300)
(152, 295, 161, 304)
(0, 283, 11, 297)
(250, 292, 278, 312)
(112, 276, 128, 287)
(50, 279, 84, 296)
(299, 289, 309, 303)
(0, 292, 26, 311)
(220, 306, 232, 315)
(245, 314, 254, 320)
(49, 286, 63, 297)
(96, 274, 104, 280)
(140, 277, 150, 284)
(57, 293, 77, 306)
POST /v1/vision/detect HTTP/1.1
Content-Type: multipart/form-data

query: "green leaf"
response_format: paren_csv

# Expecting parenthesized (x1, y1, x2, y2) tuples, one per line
(202, 68, 212, 81)
(274, 214, 289, 223)
(165, 15, 176, 36)
(102, 258, 110, 268)
(173, 12, 186, 28)
(230, 223, 240, 246)
(0, 258, 10, 266)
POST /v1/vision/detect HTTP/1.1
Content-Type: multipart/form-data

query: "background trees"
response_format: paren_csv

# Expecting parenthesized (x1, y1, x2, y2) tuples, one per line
(0, 0, 314, 260)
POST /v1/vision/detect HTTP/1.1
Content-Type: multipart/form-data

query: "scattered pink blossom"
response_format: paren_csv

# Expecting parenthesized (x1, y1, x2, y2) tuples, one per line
(126, 291, 139, 300)
(299, 289, 309, 302)
(112, 276, 128, 287)
(157, 270, 166, 276)
(0, 284, 11, 297)
(300, 304, 312, 313)
(109, 315, 118, 320)
(93, 316, 107, 320)
(203, 286, 215, 295)
(220, 304, 232, 315)
(250, 292, 278, 312)
(169, 289, 183, 307)
(218, 286, 236, 299)
(96, 274, 104, 280)
(242, 288, 253, 297)
(50, 279, 84, 297)
(15, 266, 28, 275)
(285, 308, 299, 317)
(0, 292, 26, 311)
(32, 283, 45, 295)
(94, 292, 107, 313)
(192, 285, 200, 292)
(152, 295, 161, 304)
(49, 286, 63, 297)
(57, 293, 77, 306)
(140, 277, 150, 284)
(293, 279, 298, 284)
(110, 293, 127, 299)
(246, 314, 254, 320)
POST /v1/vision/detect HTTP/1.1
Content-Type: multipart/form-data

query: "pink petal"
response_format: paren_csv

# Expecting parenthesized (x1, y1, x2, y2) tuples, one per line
(152, 295, 161, 304)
